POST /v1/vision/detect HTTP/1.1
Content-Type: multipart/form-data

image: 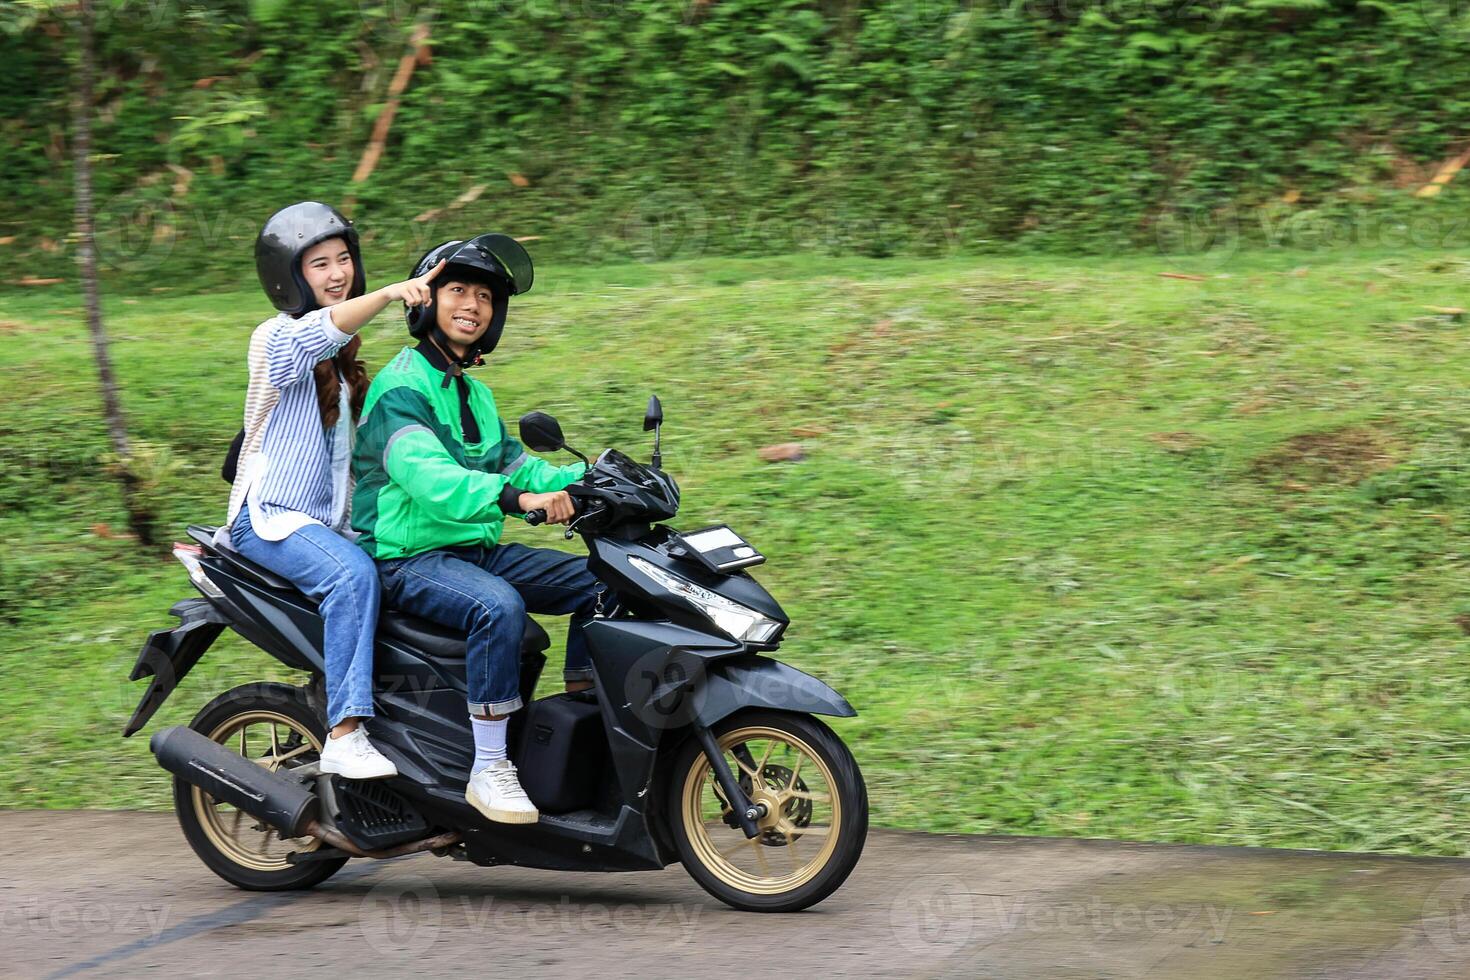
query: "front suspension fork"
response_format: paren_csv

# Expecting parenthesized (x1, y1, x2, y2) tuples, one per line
(692, 722, 764, 839)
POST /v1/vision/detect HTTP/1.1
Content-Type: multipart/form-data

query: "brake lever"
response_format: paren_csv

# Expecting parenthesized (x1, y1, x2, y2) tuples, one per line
(563, 501, 605, 539)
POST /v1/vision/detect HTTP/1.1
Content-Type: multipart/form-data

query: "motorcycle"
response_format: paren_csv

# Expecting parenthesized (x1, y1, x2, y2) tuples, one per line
(125, 396, 867, 912)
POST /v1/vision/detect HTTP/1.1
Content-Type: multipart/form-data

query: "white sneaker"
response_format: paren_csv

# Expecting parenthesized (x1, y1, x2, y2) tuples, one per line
(319, 726, 398, 780)
(466, 760, 539, 824)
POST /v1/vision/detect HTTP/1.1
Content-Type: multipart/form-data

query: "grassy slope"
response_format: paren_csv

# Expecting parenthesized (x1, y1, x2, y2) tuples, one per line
(4, 248, 1470, 853)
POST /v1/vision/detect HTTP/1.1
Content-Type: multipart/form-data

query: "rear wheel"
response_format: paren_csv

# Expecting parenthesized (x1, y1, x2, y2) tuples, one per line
(665, 710, 867, 912)
(173, 682, 347, 891)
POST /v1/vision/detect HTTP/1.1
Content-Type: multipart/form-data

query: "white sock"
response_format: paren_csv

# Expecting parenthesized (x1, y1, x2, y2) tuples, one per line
(470, 716, 509, 775)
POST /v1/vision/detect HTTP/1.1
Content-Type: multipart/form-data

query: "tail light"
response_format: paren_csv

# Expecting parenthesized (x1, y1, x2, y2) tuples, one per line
(172, 543, 224, 599)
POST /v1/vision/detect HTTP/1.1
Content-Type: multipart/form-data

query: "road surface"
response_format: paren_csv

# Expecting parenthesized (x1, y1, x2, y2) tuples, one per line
(6, 812, 1470, 978)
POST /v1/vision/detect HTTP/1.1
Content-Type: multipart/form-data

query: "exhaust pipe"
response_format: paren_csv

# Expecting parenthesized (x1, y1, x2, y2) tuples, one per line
(150, 725, 318, 838)
(302, 821, 462, 860)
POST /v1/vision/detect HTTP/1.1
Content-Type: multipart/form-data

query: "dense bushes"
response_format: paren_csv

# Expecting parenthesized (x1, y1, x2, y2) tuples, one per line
(6, 0, 1470, 282)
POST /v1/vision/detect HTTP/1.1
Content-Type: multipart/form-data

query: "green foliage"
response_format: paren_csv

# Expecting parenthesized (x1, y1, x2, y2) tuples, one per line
(6, 1, 1470, 281)
(8, 246, 1470, 853)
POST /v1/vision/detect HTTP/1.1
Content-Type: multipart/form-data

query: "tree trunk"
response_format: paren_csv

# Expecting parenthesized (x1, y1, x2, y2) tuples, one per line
(74, 0, 154, 544)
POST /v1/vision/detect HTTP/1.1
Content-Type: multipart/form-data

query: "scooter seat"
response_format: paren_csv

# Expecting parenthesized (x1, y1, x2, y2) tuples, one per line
(189, 525, 298, 592)
(378, 610, 550, 660)
(186, 525, 552, 661)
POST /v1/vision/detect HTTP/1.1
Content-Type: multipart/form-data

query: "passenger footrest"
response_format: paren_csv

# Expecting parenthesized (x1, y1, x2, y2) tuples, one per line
(326, 777, 431, 851)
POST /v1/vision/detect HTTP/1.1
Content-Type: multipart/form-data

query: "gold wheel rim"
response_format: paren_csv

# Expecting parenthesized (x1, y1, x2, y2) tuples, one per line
(680, 724, 841, 896)
(192, 710, 322, 872)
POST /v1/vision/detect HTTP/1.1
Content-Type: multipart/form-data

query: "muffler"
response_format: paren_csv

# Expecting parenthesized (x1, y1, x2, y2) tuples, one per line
(150, 725, 318, 838)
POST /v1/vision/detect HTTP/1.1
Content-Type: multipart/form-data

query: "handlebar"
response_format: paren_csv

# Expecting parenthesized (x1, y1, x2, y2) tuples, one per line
(523, 496, 606, 530)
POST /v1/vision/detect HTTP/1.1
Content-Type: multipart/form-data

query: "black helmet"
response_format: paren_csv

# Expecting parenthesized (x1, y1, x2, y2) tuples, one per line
(255, 202, 366, 315)
(405, 234, 534, 361)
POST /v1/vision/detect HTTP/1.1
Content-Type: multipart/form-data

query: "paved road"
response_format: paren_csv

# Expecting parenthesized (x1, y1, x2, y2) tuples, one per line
(6, 812, 1470, 978)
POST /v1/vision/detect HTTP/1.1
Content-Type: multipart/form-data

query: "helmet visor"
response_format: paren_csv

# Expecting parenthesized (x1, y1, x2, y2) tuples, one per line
(463, 234, 534, 295)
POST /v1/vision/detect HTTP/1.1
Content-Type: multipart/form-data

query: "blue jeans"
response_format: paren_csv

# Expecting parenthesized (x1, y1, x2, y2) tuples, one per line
(377, 544, 599, 715)
(231, 505, 380, 728)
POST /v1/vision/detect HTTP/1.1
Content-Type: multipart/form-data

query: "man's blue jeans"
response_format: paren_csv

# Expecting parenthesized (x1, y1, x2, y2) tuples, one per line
(377, 543, 599, 715)
(231, 504, 380, 728)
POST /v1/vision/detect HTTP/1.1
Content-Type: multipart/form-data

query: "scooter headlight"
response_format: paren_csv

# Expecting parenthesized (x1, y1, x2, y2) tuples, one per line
(628, 557, 782, 644)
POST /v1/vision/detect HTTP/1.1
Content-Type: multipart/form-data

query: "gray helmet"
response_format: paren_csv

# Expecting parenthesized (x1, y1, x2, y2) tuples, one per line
(405, 234, 533, 361)
(254, 202, 366, 315)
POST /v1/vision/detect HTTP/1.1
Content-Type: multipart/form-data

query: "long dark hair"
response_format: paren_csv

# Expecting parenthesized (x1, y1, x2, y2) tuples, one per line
(314, 333, 370, 427)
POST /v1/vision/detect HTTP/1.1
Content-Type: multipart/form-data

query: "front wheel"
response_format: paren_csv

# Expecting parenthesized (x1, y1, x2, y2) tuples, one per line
(665, 710, 867, 912)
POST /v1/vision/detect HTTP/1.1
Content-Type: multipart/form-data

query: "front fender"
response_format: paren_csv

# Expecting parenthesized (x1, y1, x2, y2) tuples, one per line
(695, 655, 856, 727)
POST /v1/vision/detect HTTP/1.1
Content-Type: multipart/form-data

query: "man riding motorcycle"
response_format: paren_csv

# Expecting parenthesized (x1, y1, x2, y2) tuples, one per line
(350, 235, 597, 825)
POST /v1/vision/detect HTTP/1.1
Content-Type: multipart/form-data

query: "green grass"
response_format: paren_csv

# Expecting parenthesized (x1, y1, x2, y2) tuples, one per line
(6, 247, 1470, 853)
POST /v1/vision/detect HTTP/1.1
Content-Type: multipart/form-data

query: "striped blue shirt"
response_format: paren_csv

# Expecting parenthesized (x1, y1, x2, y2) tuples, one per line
(224, 307, 356, 542)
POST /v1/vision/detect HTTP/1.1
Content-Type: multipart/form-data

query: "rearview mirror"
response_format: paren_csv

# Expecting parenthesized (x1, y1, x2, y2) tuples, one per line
(519, 412, 564, 453)
(643, 395, 663, 432)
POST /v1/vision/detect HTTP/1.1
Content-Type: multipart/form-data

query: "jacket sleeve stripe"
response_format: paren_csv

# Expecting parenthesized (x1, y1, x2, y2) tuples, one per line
(383, 423, 434, 472)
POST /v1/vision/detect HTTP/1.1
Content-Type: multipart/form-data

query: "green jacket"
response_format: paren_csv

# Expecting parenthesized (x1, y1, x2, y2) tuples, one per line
(351, 345, 584, 559)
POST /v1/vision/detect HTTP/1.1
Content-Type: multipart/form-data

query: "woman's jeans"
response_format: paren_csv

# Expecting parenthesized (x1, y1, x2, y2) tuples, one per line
(231, 505, 380, 728)
(377, 543, 598, 716)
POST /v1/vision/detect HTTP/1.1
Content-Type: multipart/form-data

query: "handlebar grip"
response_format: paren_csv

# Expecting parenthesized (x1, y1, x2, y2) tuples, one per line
(525, 509, 548, 526)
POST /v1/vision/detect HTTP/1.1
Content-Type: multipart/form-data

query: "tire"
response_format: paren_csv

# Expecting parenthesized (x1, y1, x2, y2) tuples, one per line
(664, 709, 867, 912)
(173, 682, 348, 891)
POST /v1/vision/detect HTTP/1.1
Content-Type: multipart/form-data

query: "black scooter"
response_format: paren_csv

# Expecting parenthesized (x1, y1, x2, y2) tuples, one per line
(126, 397, 867, 912)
